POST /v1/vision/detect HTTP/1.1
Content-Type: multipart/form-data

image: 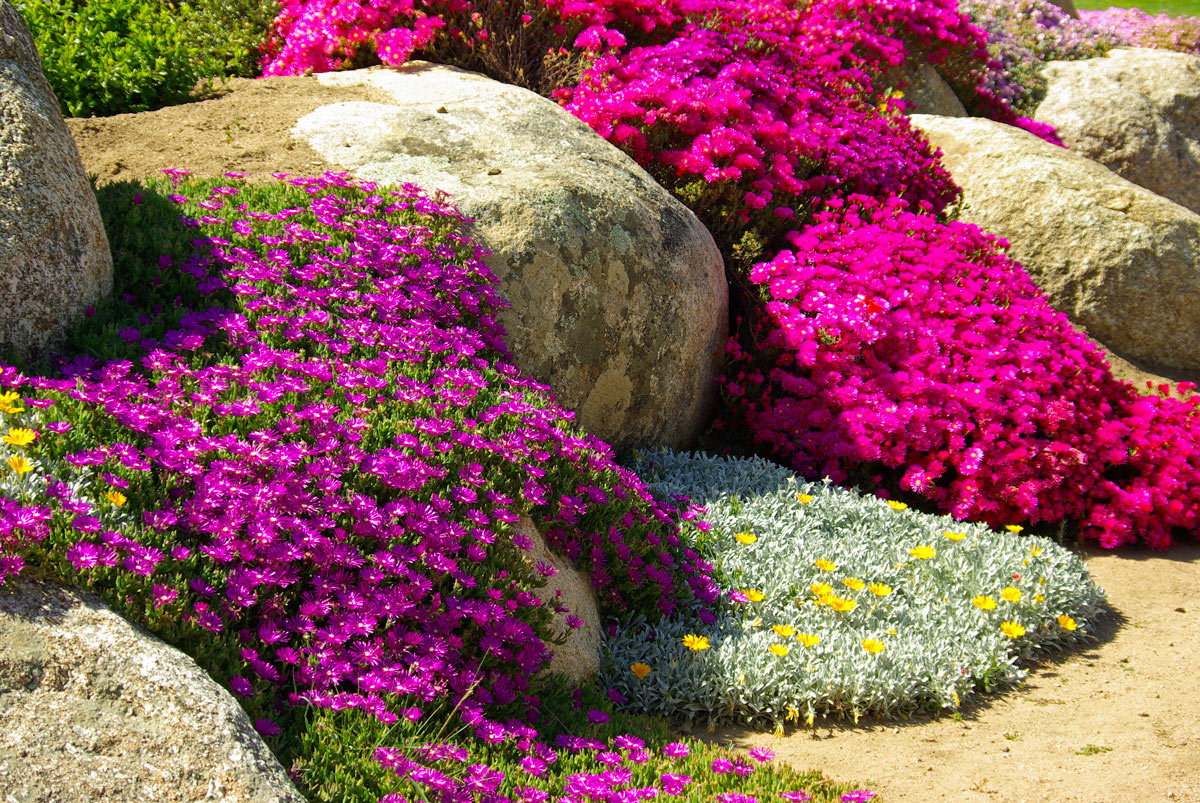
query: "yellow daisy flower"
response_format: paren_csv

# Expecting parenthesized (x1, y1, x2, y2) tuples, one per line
(943, 531, 967, 541)
(1030, 547, 1042, 557)
(810, 582, 833, 598)
(1005, 524, 1024, 533)
(1000, 621, 1026, 638)
(909, 545, 936, 560)
(826, 596, 858, 613)
(105, 490, 127, 507)
(1001, 587, 1022, 603)
(772, 624, 796, 637)
(6, 454, 32, 475)
(796, 633, 820, 648)
(796, 493, 814, 504)
(630, 662, 651, 678)
(842, 577, 865, 591)
(0, 391, 24, 415)
(886, 500, 908, 511)
(867, 582, 893, 597)
(743, 589, 766, 603)
(2, 428, 35, 447)
(972, 595, 997, 610)
(861, 638, 886, 654)
(1057, 615, 1077, 631)
(1034, 593, 1046, 603)
(814, 558, 837, 572)
(682, 634, 710, 651)
(734, 532, 758, 545)
(769, 643, 789, 657)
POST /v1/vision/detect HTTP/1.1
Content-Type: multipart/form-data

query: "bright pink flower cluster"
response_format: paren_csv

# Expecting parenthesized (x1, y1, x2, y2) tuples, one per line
(259, 0, 677, 77)
(560, 0, 963, 246)
(719, 194, 1200, 549)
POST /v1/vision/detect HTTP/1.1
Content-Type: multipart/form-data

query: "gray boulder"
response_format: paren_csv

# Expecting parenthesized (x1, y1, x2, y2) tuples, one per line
(892, 61, 966, 117)
(0, 579, 305, 803)
(1035, 48, 1200, 215)
(913, 113, 1200, 375)
(294, 63, 728, 451)
(517, 516, 602, 683)
(0, 2, 112, 364)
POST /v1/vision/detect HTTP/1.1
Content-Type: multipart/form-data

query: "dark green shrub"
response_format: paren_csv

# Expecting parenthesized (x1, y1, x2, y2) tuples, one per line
(15, 0, 223, 116)
(175, 0, 280, 78)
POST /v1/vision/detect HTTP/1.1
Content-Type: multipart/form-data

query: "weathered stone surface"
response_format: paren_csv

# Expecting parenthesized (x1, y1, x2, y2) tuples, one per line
(892, 61, 966, 117)
(294, 63, 728, 451)
(517, 517, 602, 683)
(0, 2, 112, 364)
(1035, 48, 1200, 215)
(912, 113, 1200, 375)
(0, 579, 305, 803)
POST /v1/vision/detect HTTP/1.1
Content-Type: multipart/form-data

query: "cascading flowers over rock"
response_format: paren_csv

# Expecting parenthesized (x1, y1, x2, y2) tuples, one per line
(0, 172, 721, 797)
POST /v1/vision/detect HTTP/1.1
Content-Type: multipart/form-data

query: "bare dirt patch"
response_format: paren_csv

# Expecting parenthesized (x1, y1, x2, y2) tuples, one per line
(703, 545, 1200, 803)
(65, 74, 392, 185)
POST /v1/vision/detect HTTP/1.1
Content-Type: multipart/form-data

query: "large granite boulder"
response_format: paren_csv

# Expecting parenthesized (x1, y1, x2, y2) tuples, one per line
(0, 2, 112, 364)
(912, 114, 1200, 375)
(1035, 48, 1200, 216)
(0, 580, 305, 803)
(294, 63, 728, 452)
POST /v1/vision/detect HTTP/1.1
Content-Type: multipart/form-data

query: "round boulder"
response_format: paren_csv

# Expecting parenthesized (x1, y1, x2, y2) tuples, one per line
(294, 63, 728, 452)
(913, 113, 1200, 376)
(1035, 48, 1200, 216)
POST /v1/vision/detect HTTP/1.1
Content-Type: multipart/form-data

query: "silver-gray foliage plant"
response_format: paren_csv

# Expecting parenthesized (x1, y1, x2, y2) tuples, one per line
(605, 449, 1106, 729)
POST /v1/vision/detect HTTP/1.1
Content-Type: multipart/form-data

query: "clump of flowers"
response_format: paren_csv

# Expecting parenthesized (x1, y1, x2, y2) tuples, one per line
(605, 449, 1105, 728)
(716, 193, 1200, 549)
(560, 0, 965, 259)
(0, 173, 726, 799)
(961, 0, 1118, 114)
(1080, 7, 1200, 56)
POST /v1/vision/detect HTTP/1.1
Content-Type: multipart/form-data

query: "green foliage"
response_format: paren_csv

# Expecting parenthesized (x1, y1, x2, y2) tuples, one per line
(15, 0, 226, 116)
(604, 450, 1107, 729)
(175, 0, 280, 78)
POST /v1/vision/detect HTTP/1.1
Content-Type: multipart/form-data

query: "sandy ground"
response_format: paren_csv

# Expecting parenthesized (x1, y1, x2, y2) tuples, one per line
(66, 77, 1200, 803)
(702, 544, 1200, 803)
